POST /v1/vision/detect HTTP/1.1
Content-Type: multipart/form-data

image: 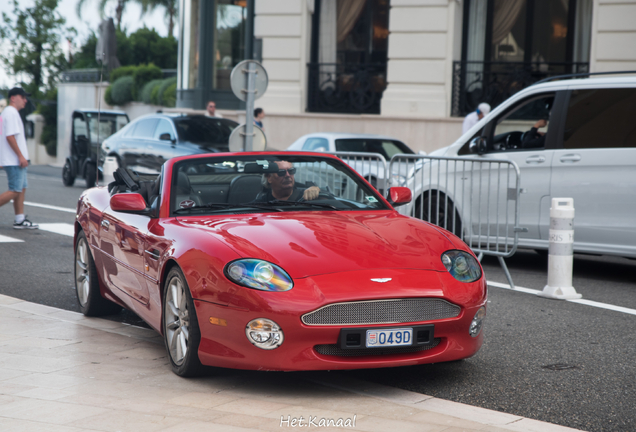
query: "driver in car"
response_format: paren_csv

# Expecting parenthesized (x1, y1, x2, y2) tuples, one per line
(522, 118, 548, 148)
(254, 161, 320, 202)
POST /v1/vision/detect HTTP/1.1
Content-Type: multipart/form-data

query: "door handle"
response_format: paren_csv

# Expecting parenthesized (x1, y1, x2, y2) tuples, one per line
(559, 154, 581, 163)
(101, 220, 110, 231)
(145, 249, 160, 260)
(525, 155, 545, 164)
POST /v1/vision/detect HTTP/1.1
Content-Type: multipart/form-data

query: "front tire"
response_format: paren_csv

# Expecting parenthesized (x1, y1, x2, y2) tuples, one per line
(75, 231, 122, 316)
(415, 192, 463, 238)
(62, 160, 75, 186)
(163, 267, 205, 377)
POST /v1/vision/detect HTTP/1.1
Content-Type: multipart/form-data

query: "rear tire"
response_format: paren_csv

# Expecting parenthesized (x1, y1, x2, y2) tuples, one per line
(75, 230, 122, 316)
(415, 192, 463, 238)
(62, 160, 75, 186)
(85, 164, 96, 188)
(163, 267, 205, 377)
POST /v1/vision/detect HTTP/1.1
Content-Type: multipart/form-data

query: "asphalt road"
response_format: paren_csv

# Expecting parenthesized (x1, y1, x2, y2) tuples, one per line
(1, 165, 634, 432)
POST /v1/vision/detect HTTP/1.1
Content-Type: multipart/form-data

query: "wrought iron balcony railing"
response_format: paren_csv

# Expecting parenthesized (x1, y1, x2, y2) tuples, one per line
(307, 62, 387, 114)
(451, 61, 589, 117)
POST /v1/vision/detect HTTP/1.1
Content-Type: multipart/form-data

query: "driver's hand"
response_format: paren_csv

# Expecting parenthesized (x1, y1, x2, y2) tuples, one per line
(303, 186, 320, 201)
(533, 119, 547, 129)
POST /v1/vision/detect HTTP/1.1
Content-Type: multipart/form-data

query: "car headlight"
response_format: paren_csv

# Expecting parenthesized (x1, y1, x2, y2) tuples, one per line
(245, 318, 284, 349)
(224, 259, 293, 292)
(441, 250, 482, 283)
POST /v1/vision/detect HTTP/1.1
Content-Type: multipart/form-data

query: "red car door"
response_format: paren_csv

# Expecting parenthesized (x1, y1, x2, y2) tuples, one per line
(99, 210, 151, 305)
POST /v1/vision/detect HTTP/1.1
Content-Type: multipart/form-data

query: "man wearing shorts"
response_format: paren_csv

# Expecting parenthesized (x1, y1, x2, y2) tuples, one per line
(0, 87, 38, 229)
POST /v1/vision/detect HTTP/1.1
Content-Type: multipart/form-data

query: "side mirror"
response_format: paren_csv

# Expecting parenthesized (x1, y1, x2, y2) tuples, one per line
(159, 133, 176, 144)
(469, 136, 487, 155)
(386, 187, 412, 207)
(110, 193, 147, 213)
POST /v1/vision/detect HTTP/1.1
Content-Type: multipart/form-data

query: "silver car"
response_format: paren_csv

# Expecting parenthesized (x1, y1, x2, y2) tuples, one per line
(427, 76, 636, 259)
(287, 133, 420, 191)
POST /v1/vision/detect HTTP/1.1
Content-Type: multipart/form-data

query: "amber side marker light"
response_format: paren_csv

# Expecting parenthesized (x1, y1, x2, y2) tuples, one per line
(209, 317, 228, 326)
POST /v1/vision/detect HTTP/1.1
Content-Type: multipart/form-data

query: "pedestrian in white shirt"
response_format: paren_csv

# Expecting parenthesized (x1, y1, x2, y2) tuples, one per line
(206, 101, 223, 118)
(0, 87, 38, 229)
(462, 102, 491, 134)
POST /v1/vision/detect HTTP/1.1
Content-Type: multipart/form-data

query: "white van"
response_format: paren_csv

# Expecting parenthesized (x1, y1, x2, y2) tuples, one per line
(429, 76, 636, 259)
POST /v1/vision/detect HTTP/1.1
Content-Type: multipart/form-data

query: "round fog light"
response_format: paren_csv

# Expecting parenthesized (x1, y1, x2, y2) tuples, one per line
(245, 318, 284, 350)
(469, 306, 486, 337)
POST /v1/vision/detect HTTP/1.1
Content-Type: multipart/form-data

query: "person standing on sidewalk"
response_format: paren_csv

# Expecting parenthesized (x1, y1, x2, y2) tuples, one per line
(0, 87, 38, 229)
(462, 102, 491, 134)
(254, 107, 265, 129)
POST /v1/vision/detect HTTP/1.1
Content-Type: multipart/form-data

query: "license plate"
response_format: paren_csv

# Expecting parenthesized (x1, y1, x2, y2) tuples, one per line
(366, 328, 412, 348)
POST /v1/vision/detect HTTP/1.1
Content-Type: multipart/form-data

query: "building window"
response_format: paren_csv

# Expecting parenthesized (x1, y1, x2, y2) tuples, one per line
(308, 0, 390, 114)
(213, 0, 246, 90)
(451, 0, 592, 117)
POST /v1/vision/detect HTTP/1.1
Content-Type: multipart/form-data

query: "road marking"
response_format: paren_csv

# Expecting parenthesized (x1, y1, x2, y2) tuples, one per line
(39, 223, 75, 237)
(487, 280, 636, 316)
(0, 234, 24, 243)
(24, 201, 76, 214)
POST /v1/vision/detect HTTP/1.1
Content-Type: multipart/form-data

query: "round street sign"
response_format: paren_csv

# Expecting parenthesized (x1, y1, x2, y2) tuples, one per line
(230, 60, 269, 102)
(228, 124, 267, 152)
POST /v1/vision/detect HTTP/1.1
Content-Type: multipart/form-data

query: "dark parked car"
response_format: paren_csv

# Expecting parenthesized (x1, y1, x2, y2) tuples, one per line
(63, 109, 129, 188)
(100, 113, 239, 174)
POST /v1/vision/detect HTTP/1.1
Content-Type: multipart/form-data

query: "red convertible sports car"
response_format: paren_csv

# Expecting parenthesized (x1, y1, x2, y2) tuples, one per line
(74, 152, 487, 377)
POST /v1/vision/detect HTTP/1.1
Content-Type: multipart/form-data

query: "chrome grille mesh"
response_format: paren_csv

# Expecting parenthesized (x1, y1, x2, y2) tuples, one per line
(314, 338, 441, 357)
(301, 299, 460, 326)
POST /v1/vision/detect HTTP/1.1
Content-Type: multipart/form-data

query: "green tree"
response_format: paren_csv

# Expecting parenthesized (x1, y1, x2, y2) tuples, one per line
(0, 0, 75, 98)
(129, 27, 177, 68)
(137, 0, 177, 37)
(71, 31, 99, 69)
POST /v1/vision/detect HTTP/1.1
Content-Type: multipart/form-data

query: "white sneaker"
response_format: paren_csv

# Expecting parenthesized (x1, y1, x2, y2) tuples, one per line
(13, 216, 39, 229)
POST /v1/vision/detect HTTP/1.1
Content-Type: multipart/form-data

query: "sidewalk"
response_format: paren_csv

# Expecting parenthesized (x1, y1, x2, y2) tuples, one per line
(0, 294, 583, 432)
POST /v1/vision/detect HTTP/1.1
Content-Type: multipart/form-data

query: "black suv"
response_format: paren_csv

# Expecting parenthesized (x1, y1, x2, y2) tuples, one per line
(101, 113, 239, 174)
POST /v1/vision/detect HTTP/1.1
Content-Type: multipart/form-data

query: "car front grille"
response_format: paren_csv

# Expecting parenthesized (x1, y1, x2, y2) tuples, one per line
(314, 338, 441, 357)
(301, 298, 461, 326)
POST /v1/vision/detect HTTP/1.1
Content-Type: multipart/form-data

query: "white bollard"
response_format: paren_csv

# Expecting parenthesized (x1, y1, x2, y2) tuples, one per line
(538, 198, 582, 300)
(102, 156, 118, 185)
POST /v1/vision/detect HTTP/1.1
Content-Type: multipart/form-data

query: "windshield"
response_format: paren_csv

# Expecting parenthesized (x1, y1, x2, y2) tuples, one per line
(170, 155, 388, 215)
(335, 139, 414, 159)
(86, 113, 129, 143)
(173, 116, 238, 146)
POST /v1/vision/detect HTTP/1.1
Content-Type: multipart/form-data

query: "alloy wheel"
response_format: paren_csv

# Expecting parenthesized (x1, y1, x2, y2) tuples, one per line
(165, 276, 190, 365)
(75, 238, 90, 307)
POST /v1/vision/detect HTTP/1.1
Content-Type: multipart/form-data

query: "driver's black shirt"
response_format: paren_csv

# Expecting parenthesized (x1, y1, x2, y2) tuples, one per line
(252, 188, 306, 203)
(522, 127, 546, 149)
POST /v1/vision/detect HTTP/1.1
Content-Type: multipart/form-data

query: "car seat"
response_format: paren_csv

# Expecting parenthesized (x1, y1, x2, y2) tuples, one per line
(227, 174, 264, 204)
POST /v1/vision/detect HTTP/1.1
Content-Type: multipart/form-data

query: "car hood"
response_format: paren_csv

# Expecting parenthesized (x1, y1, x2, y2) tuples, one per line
(176, 211, 458, 278)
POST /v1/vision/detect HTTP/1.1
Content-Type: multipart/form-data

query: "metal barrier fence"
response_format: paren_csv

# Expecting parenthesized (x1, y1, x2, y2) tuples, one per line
(388, 154, 525, 288)
(328, 151, 389, 192)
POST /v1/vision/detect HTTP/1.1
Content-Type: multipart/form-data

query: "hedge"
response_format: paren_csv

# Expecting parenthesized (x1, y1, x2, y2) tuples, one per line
(162, 83, 176, 108)
(109, 65, 137, 82)
(155, 77, 177, 106)
(105, 65, 175, 107)
(109, 76, 134, 106)
(132, 64, 162, 100)
(140, 79, 163, 104)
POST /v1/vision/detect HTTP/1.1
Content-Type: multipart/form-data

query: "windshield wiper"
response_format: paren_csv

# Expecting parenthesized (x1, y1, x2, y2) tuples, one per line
(267, 200, 340, 210)
(174, 203, 283, 214)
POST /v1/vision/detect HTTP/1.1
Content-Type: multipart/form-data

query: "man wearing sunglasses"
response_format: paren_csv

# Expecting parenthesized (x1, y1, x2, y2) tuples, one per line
(255, 161, 320, 201)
